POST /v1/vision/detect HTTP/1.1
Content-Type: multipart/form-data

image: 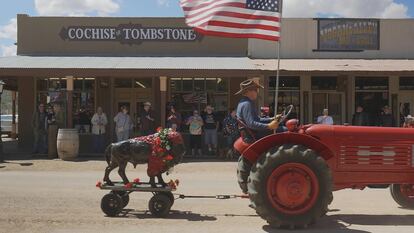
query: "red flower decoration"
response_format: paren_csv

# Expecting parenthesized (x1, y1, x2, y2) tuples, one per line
(133, 178, 141, 184)
(96, 181, 102, 188)
(168, 180, 177, 189)
(157, 127, 163, 132)
(124, 182, 133, 189)
(165, 155, 174, 161)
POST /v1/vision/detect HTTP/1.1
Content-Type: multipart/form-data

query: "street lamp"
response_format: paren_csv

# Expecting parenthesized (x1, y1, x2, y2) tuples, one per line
(0, 80, 4, 163)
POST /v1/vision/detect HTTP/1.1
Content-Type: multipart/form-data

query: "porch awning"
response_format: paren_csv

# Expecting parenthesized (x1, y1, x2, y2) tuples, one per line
(0, 56, 414, 72)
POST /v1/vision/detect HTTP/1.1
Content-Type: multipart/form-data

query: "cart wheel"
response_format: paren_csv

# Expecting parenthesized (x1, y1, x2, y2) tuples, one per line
(112, 191, 130, 208)
(101, 193, 123, 217)
(149, 193, 172, 218)
(158, 191, 175, 206)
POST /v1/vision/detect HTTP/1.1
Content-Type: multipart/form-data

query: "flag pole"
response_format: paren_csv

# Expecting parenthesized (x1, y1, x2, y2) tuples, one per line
(274, 0, 283, 132)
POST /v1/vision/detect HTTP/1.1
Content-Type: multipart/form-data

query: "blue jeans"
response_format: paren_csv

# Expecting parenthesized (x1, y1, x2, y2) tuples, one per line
(93, 134, 105, 153)
(33, 130, 47, 154)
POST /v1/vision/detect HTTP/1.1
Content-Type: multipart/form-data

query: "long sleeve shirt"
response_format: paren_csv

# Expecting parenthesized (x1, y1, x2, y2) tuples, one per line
(236, 96, 272, 131)
(317, 115, 334, 125)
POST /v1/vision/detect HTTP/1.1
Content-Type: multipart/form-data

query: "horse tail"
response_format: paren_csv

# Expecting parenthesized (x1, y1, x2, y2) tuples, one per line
(105, 145, 111, 165)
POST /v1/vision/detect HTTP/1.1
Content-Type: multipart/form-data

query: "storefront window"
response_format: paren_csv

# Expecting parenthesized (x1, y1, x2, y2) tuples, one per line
(356, 77, 388, 90)
(170, 78, 229, 132)
(115, 79, 132, 88)
(73, 78, 95, 134)
(36, 78, 68, 128)
(312, 77, 337, 90)
(134, 78, 152, 88)
(400, 77, 414, 90)
(268, 76, 300, 120)
(355, 77, 389, 126)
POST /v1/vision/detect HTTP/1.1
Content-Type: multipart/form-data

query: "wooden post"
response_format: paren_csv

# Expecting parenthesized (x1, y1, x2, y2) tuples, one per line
(11, 91, 17, 139)
(160, 76, 167, 128)
(66, 76, 74, 128)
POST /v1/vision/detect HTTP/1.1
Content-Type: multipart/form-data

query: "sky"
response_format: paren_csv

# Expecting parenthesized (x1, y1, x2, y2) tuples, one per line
(0, 0, 413, 57)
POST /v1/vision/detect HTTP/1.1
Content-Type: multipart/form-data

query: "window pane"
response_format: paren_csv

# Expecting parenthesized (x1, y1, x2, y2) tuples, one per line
(182, 78, 193, 91)
(49, 79, 66, 91)
(37, 79, 48, 91)
(170, 78, 182, 92)
(217, 78, 228, 92)
(74, 79, 83, 91)
(400, 77, 414, 90)
(312, 77, 337, 90)
(206, 78, 216, 91)
(355, 77, 388, 91)
(269, 76, 300, 91)
(84, 79, 95, 90)
(194, 78, 205, 92)
(115, 79, 132, 88)
(134, 78, 152, 88)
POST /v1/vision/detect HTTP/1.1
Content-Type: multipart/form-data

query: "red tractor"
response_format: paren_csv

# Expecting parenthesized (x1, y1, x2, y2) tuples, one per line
(234, 106, 414, 229)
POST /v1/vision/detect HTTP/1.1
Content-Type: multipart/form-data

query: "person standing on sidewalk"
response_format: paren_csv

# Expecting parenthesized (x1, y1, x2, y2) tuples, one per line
(202, 105, 219, 156)
(186, 110, 204, 157)
(317, 109, 334, 125)
(91, 107, 108, 153)
(32, 103, 48, 154)
(139, 102, 155, 136)
(114, 106, 133, 142)
(223, 109, 239, 159)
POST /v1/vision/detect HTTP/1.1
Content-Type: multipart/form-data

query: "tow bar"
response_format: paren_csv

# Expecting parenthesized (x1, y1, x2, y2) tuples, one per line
(176, 194, 250, 200)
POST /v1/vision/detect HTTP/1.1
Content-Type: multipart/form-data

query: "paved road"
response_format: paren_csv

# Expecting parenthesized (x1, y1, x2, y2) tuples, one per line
(1, 160, 414, 233)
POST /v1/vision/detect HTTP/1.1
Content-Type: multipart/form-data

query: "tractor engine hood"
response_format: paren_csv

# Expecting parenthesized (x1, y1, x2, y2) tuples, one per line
(305, 124, 414, 142)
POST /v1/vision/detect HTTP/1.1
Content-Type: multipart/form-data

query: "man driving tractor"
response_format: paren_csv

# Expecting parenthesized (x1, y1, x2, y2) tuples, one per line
(235, 79, 283, 194)
(235, 79, 282, 143)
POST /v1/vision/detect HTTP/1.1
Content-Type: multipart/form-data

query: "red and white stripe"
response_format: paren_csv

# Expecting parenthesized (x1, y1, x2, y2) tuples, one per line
(180, 0, 281, 41)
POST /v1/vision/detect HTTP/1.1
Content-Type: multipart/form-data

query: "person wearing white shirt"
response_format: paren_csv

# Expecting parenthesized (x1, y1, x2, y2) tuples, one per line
(91, 107, 108, 153)
(317, 109, 334, 125)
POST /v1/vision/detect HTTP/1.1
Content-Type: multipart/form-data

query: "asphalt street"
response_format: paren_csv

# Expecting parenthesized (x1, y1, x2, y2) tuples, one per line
(1, 160, 414, 233)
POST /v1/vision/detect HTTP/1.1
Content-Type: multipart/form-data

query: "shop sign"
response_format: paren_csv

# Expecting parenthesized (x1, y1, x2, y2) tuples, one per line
(318, 19, 380, 51)
(59, 23, 203, 44)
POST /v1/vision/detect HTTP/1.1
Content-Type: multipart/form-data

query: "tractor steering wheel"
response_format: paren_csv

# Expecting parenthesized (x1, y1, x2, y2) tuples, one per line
(279, 105, 294, 123)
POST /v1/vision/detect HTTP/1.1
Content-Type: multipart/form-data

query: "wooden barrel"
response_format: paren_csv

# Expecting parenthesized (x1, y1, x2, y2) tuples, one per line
(57, 129, 79, 160)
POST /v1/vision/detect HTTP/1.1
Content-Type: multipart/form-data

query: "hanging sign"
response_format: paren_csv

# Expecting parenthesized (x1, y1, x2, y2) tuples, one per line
(60, 23, 203, 44)
(318, 19, 380, 51)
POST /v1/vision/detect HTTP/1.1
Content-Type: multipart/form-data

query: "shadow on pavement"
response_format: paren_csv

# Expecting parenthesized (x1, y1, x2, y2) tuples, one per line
(2, 161, 33, 166)
(117, 209, 217, 222)
(262, 214, 414, 233)
(329, 214, 414, 226)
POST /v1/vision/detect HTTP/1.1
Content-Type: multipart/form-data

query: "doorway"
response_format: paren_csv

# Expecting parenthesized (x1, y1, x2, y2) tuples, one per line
(114, 78, 154, 137)
(311, 92, 345, 125)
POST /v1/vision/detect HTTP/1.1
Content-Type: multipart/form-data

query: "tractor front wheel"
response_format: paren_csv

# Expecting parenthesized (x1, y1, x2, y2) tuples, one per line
(390, 184, 414, 209)
(248, 145, 332, 229)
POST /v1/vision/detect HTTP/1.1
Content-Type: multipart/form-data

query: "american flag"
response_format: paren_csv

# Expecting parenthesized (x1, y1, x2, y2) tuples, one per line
(180, 0, 281, 41)
(182, 93, 208, 104)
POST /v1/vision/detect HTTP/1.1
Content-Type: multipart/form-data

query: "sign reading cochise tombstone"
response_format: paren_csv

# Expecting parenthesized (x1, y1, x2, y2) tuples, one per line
(59, 23, 203, 44)
(318, 19, 380, 51)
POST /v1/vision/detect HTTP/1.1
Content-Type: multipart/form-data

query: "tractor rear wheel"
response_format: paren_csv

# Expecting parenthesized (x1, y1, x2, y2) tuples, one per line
(390, 184, 414, 209)
(248, 144, 332, 229)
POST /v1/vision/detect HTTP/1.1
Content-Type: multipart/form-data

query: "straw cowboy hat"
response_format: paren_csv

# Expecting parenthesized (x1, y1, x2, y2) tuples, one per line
(235, 79, 264, 95)
(143, 102, 152, 107)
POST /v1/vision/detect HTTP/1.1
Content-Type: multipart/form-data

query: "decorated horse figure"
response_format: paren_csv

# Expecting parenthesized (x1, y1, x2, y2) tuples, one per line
(103, 128, 185, 187)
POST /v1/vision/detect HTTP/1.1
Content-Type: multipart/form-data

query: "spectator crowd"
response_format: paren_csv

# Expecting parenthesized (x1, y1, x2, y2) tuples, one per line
(31, 101, 409, 159)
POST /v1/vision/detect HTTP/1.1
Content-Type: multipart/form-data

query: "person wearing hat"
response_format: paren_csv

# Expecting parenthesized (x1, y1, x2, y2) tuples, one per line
(139, 102, 155, 136)
(235, 79, 281, 143)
